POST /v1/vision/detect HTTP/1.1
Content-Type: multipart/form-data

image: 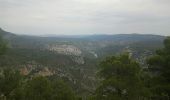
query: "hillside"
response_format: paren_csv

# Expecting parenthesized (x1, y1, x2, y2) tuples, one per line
(0, 28, 165, 96)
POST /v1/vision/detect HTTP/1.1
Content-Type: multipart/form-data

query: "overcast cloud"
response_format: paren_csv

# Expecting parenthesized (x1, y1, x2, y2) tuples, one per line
(0, 0, 170, 35)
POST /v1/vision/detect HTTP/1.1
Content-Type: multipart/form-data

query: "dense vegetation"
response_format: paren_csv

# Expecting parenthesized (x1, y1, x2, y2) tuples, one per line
(93, 54, 149, 100)
(0, 69, 76, 100)
(0, 28, 170, 100)
(147, 37, 170, 99)
(0, 35, 7, 55)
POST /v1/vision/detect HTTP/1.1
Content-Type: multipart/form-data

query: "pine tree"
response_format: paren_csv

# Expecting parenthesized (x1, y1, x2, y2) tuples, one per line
(0, 35, 7, 55)
(95, 53, 149, 100)
(147, 37, 170, 99)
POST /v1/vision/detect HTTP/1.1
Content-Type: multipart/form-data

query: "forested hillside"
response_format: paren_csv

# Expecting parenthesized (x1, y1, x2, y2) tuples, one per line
(0, 28, 168, 100)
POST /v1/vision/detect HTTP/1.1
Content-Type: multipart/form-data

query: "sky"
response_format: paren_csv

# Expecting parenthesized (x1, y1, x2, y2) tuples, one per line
(0, 0, 170, 36)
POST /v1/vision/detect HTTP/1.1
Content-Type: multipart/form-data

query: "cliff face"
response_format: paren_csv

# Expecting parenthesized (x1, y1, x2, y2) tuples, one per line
(47, 44, 82, 56)
(20, 64, 55, 77)
(37, 67, 54, 76)
(20, 67, 29, 75)
(46, 44, 85, 64)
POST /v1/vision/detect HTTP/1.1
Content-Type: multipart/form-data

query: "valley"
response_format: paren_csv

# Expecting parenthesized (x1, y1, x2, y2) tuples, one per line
(0, 28, 165, 96)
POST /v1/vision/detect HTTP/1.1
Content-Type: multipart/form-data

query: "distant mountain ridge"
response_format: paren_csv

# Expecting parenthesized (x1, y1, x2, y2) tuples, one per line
(0, 27, 165, 48)
(0, 28, 165, 39)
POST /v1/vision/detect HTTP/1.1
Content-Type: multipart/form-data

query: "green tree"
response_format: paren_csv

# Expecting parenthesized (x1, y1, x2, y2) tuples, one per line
(20, 76, 76, 100)
(0, 35, 7, 55)
(24, 76, 53, 100)
(0, 68, 23, 100)
(95, 53, 149, 100)
(147, 37, 170, 99)
(51, 79, 76, 100)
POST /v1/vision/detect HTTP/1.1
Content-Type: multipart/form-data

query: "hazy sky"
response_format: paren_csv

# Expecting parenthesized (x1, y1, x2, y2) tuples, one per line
(0, 0, 170, 36)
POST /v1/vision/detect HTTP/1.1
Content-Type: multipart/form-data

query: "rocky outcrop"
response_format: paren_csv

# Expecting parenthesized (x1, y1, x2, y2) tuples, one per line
(47, 44, 82, 56)
(47, 44, 85, 64)
(73, 56, 85, 64)
(20, 67, 29, 75)
(37, 67, 54, 76)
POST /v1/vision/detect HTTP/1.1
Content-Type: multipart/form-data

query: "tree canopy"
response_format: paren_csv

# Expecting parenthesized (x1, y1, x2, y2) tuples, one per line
(147, 37, 170, 99)
(0, 35, 7, 55)
(94, 53, 149, 100)
(0, 69, 76, 100)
